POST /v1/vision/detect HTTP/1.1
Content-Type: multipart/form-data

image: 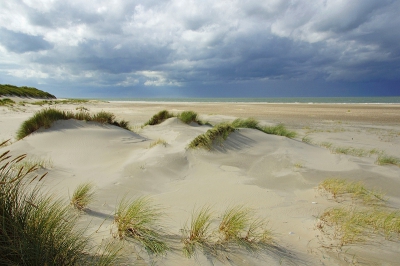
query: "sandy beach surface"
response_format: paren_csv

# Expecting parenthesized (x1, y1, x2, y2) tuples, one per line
(1, 98, 400, 265)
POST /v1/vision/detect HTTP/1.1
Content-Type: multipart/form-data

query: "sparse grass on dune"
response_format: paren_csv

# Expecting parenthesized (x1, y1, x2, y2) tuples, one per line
(231, 118, 297, 138)
(0, 98, 15, 106)
(144, 110, 173, 126)
(319, 178, 385, 204)
(218, 206, 272, 250)
(32, 99, 90, 106)
(182, 206, 214, 258)
(0, 152, 118, 265)
(259, 124, 297, 138)
(148, 138, 167, 148)
(188, 124, 235, 150)
(71, 183, 95, 211)
(114, 197, 168, 255)
(376, 154, 400, 167)
(319, 207, 400, 246)
(16, 108, 130, 140)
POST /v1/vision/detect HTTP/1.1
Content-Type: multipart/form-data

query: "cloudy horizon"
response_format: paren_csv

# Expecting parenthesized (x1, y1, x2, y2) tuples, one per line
(1, 0, 399, 98)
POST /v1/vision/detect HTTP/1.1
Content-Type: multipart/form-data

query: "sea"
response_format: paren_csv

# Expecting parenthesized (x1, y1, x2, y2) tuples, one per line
(99, 97, 400, 104)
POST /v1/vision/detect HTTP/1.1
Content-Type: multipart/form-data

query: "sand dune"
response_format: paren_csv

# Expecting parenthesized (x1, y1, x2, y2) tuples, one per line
(1, 100, 400, 265)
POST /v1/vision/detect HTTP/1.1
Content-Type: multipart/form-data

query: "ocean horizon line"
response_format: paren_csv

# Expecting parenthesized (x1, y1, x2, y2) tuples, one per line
(87, 96, 400, 104)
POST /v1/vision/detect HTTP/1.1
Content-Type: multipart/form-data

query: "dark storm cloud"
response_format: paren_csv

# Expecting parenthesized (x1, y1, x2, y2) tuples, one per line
(0, 0, 399, 96)
(0, 28, 53, 53)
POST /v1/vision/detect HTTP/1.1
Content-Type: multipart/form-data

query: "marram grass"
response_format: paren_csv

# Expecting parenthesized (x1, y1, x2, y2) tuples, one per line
(181, 206, 214, 258)
(376, 154, 400, 167)
(218, 206, 272, 250)
(319, 207, 400, 246)
(188, 124, 236, 150)
(71, 183, 96, 211)
(16, 108, 130, 140)
(148, 138, 167, 148)
(114, 197, 168, 255)
(144, 110, 173, 126)
(319, 178, 385, 204)
(0, 152, 118, 265)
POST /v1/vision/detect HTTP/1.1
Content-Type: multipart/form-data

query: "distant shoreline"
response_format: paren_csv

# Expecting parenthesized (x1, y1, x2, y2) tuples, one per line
(91, 96, 400, 104)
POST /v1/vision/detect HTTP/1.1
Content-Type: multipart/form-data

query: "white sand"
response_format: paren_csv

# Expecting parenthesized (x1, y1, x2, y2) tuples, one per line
(1, 100, 400, 265)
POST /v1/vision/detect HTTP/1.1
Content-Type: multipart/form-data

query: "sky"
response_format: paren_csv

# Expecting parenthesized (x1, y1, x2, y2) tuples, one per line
(0, 0, 399, 98)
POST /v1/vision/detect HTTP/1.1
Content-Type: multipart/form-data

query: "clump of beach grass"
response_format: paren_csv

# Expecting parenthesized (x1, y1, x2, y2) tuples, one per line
(259, 124, 297, 138)
(114, 197, 168, 255)
(71, 183, 96, 211)
(16, 108, 130, 139)
(231, 118, 259, 129)
(11, 156, 52, 171)
(319, 178, 385, 204)
(376, 154, 400, 167)
(181, 206, 214, 258)
(0, 151, 119, 265)
(218, 206, 272, 250)
(319, 207, 400, 246)
(144, 110, 173, 126)
(178, 111, 199, 124)
(188, 124, 235, 150)
(148, 139, 167, 148)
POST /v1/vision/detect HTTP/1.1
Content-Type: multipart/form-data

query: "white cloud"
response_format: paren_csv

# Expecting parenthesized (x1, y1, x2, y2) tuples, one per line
(136, 71, 181, 86)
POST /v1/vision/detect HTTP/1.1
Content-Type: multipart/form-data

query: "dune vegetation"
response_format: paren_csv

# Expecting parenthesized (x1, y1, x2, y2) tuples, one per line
(318, 178, 399, 247)
(188, 124, 236, 150)
(114, 197, 168, 255)
(32, 99, 90, 106)
(0, 98, 15, 106)
(0, 150, 119, 265)
(16, 108, 130, 140)
(71, 183, 96, 211)
(0, 84, 56, 99)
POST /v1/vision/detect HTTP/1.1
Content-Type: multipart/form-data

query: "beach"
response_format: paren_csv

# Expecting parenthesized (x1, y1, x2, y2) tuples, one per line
(1, 99, 400, 265)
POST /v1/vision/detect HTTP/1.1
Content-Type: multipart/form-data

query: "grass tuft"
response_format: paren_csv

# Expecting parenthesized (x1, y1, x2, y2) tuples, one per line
(218, 206, 272, 250)
(114, 197, 168, 255)
(259, 124, 297, 138)
(178, 111, 199, 124)
(319, 178, 385, 204)
(148, 139, 167, 148)
(188, 124, 235, 150)
(16, 108, 130, 139)
(319, 207, 400, 246)
(144, 110, 173, 126)
(181, 206, 214, 258)
(71, 183, 96, 211)
(302, 135, 313, 144)
(0, 152, 118, 265)
(231, 118, 259, 129)
(376, 155, 400, 167)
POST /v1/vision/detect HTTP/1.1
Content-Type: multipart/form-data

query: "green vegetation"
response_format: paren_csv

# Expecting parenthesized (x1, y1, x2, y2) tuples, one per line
(259, 124, 297, 138)
(114, 197, 168, 255)
(218, 206, 272, 250)
(231, 118, 297, 138)
(301, 135, 313, 144)
(182, 206, 213, 258)
(11, 156, 52, 171)
(376, 154, 400, 167)
(319, 178, 385, 204)
(0, 84, 56, 99)
(319, 207, 400, 246)
(144, 110, 173, 126)
(71, 183, 95, 211)
(231, 118, 259, 129)
(188, 124, 235, 150)
(178, 111, 200, 124)
(148, 139, 167, 148)
(0, 151, 118, 265)
(0, 98, 15, 106)
(16, 108, 130, 140)
(318, 177, 400, 247)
